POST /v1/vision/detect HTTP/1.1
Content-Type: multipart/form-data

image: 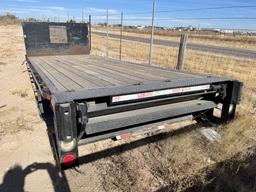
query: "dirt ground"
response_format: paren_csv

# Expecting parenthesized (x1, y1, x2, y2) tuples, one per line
(0, 25, 256, 192)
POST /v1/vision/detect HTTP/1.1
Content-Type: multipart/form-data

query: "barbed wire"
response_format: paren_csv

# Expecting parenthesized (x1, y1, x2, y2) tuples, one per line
(124, 5, 256, 15)
(90, 5, 256, 17)
(93, 17, 256, 22)
(129, 17, 256, 21)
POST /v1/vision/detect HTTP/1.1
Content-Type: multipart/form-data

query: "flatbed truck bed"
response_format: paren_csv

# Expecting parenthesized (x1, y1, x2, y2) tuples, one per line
(28, 54, 228, 102)
(22, 22, 243, 168)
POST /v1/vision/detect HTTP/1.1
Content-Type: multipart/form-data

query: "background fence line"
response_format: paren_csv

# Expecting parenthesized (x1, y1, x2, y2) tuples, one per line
(88, 9, 256, 116)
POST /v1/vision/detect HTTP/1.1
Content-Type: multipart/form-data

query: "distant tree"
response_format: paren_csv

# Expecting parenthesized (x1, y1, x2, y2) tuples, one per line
(97, 22, 107, 27)
(66, 19, 76, 23)
(27, 18, 38, 22)
(0, 13, 20, 24)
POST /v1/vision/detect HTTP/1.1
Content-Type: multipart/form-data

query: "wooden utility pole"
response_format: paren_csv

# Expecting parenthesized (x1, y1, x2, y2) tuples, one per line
(89, 15, 92, 51)
(82, 9, 84, 23)
(148, 0, 156, 66)
(119, 12, 123, 60)
(176, 33, 188, 70)
(106, 9, 109, 58)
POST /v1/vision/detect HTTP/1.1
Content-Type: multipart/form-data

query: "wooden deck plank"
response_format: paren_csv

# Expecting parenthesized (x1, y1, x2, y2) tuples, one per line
(87, 55, 201, 79)
(69, 55, 161, 82)
(53, 56, 136, 85)
(66, 56, 150, 83)
(44, 59, 105, 89)
(29, 55, 204, 93)
(51, 56, 127, 87)
(46, 56, 116, 87)
(29, 57, 67, 92)
(73, 55, 168, 81)
(35, 57, 83, 91)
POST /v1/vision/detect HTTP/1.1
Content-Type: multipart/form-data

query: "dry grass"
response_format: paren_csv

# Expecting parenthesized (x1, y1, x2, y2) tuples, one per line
(92, 33, 256, 191)
(0, 14, 20, 25)
(93, 26, 256, 50)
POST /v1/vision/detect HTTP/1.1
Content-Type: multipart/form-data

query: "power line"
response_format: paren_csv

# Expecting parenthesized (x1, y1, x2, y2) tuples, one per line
(119, 17, 256, 21)
(129, 5, 256, 15)
(101, 5, 256, 16)
(160, 5, 256, 13)
(157, 17, 256, 21)
(101, 17, 256, 22)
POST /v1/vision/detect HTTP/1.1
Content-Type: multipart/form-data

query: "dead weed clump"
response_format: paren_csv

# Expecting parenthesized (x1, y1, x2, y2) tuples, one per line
(97, 152, 144, 192)
(0, 117, 33, 137)
(0, 62, 7, 66)
(204, 114, 256, 163)
(181, 146, 256, 192)
(94, 139, 169, 192)
(143, 130, 209, 191)
(0, 62, 7, 72)
(11, 89, 28, 98)
(0, 13, 20, 25)
(149, 117, 256, 192)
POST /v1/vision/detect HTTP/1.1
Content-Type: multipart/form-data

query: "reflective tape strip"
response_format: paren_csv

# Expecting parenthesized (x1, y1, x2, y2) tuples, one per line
(158, 125, 166, 130)
(158, 124, 172, 130)
(112, 84, 210, 103)
(116, 133, 131, 140)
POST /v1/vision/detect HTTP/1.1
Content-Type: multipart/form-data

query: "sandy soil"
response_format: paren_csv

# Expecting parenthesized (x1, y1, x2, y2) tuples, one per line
(0, 25, 58, 192)
(0, 24, 255, 192)
(0, 25, 105, 192)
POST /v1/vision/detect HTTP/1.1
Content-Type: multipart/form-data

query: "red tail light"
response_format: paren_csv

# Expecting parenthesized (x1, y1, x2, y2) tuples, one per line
(46, 95, 52, 101)
(62, 154, 76, 166)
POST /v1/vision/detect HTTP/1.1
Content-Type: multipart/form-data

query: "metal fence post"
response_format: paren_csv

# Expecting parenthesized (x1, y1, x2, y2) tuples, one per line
(149, 0, 156, 66)
(176, 33, 188, 70)
(82, 9, 84, 23)
(119, 12, 123, 61)
(106, 9, 109, 58)
(89, 15, 92, 51)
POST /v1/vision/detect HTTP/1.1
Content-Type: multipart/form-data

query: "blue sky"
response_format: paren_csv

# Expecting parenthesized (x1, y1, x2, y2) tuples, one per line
(1, 0, 256, 30)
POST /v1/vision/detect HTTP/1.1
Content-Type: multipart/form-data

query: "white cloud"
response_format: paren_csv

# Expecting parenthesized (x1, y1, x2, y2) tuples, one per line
(0, 6, 67, 16)
(86, 7, 118, 14)
(16, 0, 40, 3)
(0, 5, 121, 22)
(47, 6, 65, 11)
(0, 6, 66, 14)
(0, 8, 29, 14)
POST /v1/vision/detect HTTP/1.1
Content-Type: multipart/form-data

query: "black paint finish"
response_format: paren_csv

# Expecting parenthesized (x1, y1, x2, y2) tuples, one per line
(22, 22, 90, 56)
